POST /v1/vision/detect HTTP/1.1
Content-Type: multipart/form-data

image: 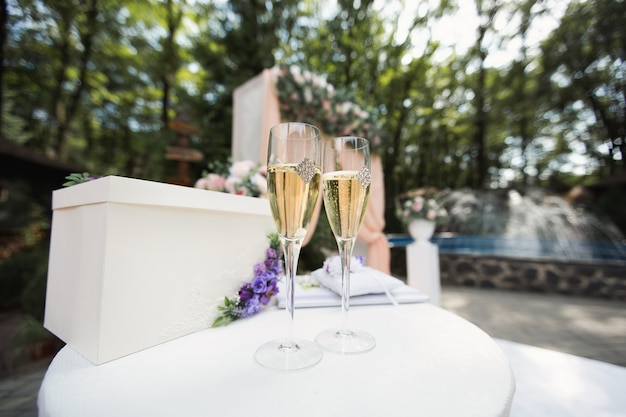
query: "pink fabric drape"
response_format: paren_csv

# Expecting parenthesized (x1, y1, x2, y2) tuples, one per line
(231, 69, 390, 272)
(357, 155, 390, 274)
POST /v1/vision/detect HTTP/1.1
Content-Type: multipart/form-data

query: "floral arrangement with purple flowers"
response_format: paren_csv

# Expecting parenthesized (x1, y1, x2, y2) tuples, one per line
(211, 233, 283, 327)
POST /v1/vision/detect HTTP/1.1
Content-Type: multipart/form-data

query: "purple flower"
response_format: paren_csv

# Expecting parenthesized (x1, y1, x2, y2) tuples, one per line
(265, 258, 282, 273)
(238, 283, 254, 303)
(260, 279, 279, 305)
(252, 276, 267, 294)
(241, 296, 261, 317)
(253, 262, 266, 276)
(260, 270, 275, 281)
(211, 234, 286, 327)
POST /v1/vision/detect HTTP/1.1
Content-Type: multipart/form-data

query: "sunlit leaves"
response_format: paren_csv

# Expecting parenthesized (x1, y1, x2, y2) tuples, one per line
(3, 0, 623, 202)
(540, 0, 625, 177)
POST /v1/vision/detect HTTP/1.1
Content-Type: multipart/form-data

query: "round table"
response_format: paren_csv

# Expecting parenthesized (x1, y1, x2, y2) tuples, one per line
(38, 303, 515, 417)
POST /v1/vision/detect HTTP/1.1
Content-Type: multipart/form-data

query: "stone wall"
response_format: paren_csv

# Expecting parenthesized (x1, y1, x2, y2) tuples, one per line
(390, 247, 626, 301)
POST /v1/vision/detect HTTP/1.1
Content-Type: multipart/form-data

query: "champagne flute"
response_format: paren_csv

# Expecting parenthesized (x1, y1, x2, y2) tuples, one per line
(315, 137, 375, 354)
(254, 122, 323, 370)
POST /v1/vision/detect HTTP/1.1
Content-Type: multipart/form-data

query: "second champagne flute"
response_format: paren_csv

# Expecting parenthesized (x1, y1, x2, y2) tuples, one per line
(254, 122, 323, 370)
(316, 137, 375, 354)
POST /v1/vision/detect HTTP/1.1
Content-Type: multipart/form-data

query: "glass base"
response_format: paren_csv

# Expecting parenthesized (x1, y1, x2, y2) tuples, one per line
(315, 328, 376, 354)
(254, 338, 323, 371)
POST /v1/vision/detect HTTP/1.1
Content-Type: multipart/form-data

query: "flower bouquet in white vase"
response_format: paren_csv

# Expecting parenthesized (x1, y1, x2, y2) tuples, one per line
(401, 195, 447, 242)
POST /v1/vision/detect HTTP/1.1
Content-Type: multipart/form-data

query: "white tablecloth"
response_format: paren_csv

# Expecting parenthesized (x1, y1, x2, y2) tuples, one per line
(496, 339, 626, 417)
(38, 303, 515, 417)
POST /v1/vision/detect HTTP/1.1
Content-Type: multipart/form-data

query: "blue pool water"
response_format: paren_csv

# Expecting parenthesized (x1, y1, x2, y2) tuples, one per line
(388, 235, 626, 263)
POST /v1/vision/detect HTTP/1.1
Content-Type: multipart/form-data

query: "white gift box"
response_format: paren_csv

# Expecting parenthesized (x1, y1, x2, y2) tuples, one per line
(44, 176, 275, 364)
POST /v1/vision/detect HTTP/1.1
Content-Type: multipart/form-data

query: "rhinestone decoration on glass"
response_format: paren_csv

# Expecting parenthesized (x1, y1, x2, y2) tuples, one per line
(356, 166, 372, 188)
(296, 157, 317, 183)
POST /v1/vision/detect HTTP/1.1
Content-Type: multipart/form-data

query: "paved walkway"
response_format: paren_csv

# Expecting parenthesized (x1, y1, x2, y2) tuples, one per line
(1, 286, 624, 417)
(441, 286, 626, 367)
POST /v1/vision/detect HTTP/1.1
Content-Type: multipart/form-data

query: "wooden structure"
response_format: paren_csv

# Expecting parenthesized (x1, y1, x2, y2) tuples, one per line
(165, 118, 203, 186)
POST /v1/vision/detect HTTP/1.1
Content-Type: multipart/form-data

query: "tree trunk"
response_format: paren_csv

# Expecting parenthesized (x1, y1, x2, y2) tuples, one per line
(0, 0, 7, 135)
(472, 39, 488, 189)
(53, 0, 98, 160)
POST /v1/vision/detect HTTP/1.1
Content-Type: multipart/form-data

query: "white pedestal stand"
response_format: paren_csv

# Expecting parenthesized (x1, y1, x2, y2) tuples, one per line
(406, 220, 441, 306)
(406, 241, 441, 306)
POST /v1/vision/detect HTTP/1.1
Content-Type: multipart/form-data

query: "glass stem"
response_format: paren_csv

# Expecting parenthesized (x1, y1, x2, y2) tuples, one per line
(281, 237, 302, 349)
(337, 237, 355, 336)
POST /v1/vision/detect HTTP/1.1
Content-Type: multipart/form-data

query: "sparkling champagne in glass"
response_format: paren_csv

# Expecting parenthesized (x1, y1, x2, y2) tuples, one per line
(315, 137, 375, 354)
(254, 122, 323, 370)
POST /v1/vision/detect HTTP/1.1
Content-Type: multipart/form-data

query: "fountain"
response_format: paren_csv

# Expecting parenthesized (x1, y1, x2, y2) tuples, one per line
(435, 188, 626, 262)
(388, 188, 626, 300)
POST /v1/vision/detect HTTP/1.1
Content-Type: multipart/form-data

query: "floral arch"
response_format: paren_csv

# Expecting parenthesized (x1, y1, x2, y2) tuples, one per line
(231, 66, 390, 274)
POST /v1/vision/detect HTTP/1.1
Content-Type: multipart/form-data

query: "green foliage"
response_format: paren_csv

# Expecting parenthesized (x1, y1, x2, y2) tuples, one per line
(267, 232, 282, 253)
(0, 243, 49, 318)
(2, 0, 623, 233)
(14, 315, 54, 346)
(593, 186, 626, 236)
(0, 180, 51, 317)
(299, 207, 336, 274)
(19, 254, 49, 322)
(62, 173, 93, 187)
(1, 91, 31, 143)
(211, 296, 239, 328)
(539, 0, 626, 178)
(0, 180, 34, 230)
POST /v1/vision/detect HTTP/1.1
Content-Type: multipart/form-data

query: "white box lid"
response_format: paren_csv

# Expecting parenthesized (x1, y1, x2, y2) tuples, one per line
(52, 176, 271, 216)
